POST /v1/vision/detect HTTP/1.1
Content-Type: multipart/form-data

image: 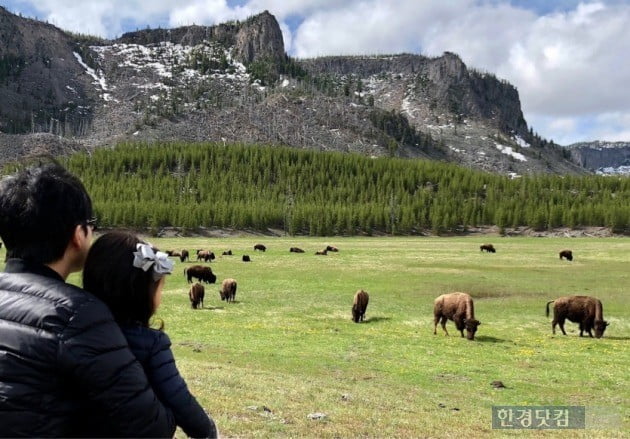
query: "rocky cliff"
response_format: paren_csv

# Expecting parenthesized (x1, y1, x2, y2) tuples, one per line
(566, 141, 630, 175)
(0, 7, 587, 176)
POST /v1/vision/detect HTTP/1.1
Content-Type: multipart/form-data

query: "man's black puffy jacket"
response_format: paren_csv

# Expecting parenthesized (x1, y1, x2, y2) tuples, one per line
(0, 259, 176, 437)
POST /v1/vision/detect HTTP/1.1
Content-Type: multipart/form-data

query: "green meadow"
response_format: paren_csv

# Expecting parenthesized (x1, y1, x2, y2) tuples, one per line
(3, 236, 629, 437)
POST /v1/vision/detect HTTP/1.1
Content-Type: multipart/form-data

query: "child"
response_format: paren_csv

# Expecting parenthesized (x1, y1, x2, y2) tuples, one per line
(83, 231, 218, 438)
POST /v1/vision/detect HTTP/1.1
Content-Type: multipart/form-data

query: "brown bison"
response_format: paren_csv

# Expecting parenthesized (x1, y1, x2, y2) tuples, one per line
(242, 255, 251, 262)
(559, 250, 573, 261)
(184, 265, 217, 284)
(352, 289, 369, 323)
(254, 244, 266, 252)
(219, 278, 237, 303)
(315, 249, 328, 255)
(180, 249, 189, 263)
(546, 295, 609, 338)
(222, 250, 233, 256)
(326, 245, 339, 252)
(433, 292, 481, 340)
(480, 244, 496, 253)
(197, 250, 215, 262)
(189, 283, 205, 309)
(290, 247, 305, 253)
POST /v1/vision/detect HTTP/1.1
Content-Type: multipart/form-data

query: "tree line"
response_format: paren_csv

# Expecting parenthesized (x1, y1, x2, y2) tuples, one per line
(59, 142, 630, 235)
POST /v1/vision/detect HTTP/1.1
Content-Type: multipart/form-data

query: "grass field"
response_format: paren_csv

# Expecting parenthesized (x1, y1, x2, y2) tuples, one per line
(3, 235, 629, 437)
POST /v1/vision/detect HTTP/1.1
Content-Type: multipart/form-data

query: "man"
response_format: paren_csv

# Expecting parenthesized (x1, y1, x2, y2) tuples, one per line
(0, 161, 176, 437)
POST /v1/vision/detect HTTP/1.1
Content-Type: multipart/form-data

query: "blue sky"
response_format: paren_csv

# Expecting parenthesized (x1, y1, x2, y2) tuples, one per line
(2, 0, 629, 145)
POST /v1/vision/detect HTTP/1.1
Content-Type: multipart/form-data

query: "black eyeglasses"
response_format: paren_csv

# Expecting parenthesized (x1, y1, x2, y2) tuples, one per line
(85, 217, 98, 231)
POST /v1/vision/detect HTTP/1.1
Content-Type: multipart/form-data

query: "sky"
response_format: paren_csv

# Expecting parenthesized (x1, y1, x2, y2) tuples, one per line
(2, 0, 629, 145)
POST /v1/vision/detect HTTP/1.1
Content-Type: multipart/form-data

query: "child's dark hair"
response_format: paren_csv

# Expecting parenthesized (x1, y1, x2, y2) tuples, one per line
(83, 231, 162, 328)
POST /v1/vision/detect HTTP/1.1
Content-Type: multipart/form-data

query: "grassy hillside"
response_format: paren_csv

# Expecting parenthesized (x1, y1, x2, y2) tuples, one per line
(4, 236, 625, 437)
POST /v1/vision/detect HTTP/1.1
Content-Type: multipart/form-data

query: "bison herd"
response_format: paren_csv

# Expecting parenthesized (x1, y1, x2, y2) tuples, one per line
(169, 242, 610, 340)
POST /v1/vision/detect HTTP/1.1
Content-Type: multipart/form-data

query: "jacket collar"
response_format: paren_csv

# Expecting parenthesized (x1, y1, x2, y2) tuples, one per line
(4, 258, 65, 282)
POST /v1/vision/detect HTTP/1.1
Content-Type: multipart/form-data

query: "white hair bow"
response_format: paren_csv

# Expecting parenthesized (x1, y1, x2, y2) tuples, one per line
(132, 243, 174, 281)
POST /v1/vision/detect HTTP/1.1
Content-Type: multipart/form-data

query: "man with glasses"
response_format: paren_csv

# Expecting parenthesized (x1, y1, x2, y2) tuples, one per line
(0, 161, 175, 437)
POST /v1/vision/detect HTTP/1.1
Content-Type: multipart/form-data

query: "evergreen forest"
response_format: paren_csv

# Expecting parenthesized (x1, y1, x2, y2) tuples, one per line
(52, 142, 630, 235)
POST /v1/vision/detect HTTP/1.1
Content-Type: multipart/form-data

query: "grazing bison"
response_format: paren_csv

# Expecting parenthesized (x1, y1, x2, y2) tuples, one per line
(480, 244, 496, 253)
(219, 278, 237, 303)
(289, 247, 305, 253)
(189, 283, 205, 309)
(433, 292, 481, 340)
(546, 295, 609, 338)
(326, 245, 339, 252)
(559, 250, 573, 261)
(352, 289, 369, 323)
(254, 244, 266, 252)
(197, 250, 215, 262)
(222, 250, 232, 256)
(184, 265, 217, 284)
(180, 249, 189, 263)
(242, 255, 251, 262)
(315, 249, 328, 255)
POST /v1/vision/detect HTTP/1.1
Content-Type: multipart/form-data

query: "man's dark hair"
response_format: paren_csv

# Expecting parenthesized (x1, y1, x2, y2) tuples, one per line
(83, 232, 159, 328)
(0, 161, 93, 264)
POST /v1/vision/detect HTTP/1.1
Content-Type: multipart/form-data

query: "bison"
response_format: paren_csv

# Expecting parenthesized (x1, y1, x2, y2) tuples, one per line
(219, 278, 237, 303)
(352, 289, 369, 323)
(289, 247, 305, 253)
(315, 249, 328, 255)
(222, 250, 233, 256)
(180, 249, 189, 263)
(254, 244, 266, 252)
(189, 283, 205, 309)
(559, 250, 573, 261)
(197, 250, 215, 262)
(242, 255, 251, 262)
(480, 244, 496, 253)
(433, 292, 481, 340)
(184, 265, 217, 284)
(326, 245, 339, 252)
(546, 295, 609, 338)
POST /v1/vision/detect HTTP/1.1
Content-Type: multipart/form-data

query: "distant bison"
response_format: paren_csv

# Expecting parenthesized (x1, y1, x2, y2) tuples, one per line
(189, 283, 205, 309)
(480, 244, 496, 253)
(197, 250, 215, 262)
(219, 278, 237, 303)
(559, 249, 573, 261)
(326, 245, 339, 252)
(184, 265, 217, 284)
(222, 250, 233, 256)
(433, 292, 481, 340)
(290, 247, 305, 253)
(254, 244, 266, 252)
(180, 249, 189, 263)
(242, 255, 251, 262)
(352, 289, 369, 323)
(546, 295, 608, 338)
(315, 249, 328, 255)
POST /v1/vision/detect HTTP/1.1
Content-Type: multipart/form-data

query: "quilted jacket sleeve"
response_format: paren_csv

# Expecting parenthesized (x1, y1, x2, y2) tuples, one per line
(57, 298, 176, 438)
(146, 331, 218, 439)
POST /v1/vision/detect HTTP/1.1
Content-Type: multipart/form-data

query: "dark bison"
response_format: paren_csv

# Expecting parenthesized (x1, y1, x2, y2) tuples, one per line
(222, 250, 233, 256)
(433, 292, 481, 340)
(242, 255, 251, 262)
(315, 249, 328, 255)
(219, 278, 237, 303)
(254, 244, 266, 252)
(546, 295, 609, 338)
(352, 289, 369, 323)
(180, 249, 189, 263)
(559, 250, 573, 261)
(167, 251, 181, 258)
(189, 283, 205, 309)
(289, 247, 305, 253)
(197, 250, 215, 262)
(184, 265, 217, 284)
(326, 245, 339, 252)
(480, 244, 496, 253)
